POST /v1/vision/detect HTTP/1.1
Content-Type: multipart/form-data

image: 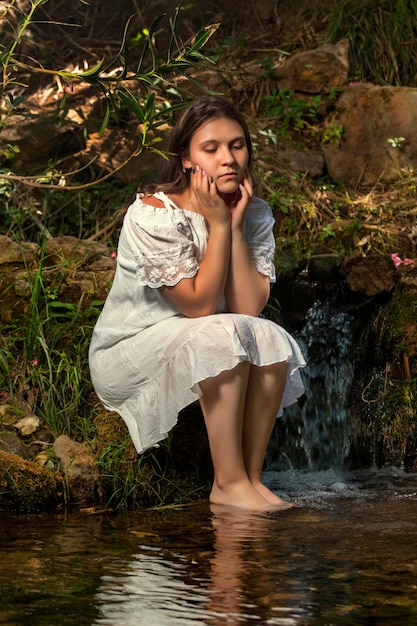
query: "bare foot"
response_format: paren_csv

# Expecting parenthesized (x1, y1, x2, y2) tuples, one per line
(210, 479, 277, 512)
(253, 481, 293, 509)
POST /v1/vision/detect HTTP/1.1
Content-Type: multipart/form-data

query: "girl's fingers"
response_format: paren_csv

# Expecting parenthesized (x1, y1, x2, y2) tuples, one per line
(191, 166, 210, 194)
(241, 176, 253, 197)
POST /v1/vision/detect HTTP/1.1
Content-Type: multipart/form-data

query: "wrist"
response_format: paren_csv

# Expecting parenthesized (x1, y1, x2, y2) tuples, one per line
(230, 222, 245, 238)
(208, 216, 231, 232)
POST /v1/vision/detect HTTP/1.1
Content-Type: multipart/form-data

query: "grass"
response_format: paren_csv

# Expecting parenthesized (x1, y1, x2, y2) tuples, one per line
(324, 0, 417, 86)
(0, 247, 99, 439)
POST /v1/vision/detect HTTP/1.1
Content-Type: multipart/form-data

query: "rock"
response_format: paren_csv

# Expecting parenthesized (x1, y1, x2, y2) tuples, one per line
(0, 235, 39, 264)
(0, 404, 24, 426)
(14, 273, 32, 298)
(308, 253, 344, 282)
(53, 435, 99, 503)
(271, 278, 320, 329)
(14, 415, 41, 436)
(398, 266, 417, 289)
(276, 39, 350, 93)
(83, 127, 162, 185)
(87, 255, 117, 271)
(0, 115, 86, 165)
(34, 450, 55, 470)
(0, 430, 30, 458)
(275, 149, 325, 177)
(322, 83, 417, 186)
(0, 450, 63, 512)
(44, 236, 108, 265)
(33, 427, 56, 444)
(274, 243, 303, 283)
(341, 253, 397, 296)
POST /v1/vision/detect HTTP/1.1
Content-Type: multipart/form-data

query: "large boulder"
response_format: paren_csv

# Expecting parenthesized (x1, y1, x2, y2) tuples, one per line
(276, 39, 350, 93)
(323, 83, 417, 186)
(341, 253, 397, 297)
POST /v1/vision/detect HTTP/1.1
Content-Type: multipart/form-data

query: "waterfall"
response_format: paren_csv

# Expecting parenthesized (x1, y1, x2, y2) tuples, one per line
(267, 290, 372, 472)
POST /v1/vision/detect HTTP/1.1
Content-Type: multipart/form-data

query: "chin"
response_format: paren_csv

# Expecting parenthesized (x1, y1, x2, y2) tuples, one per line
(217, 181, 240, 194)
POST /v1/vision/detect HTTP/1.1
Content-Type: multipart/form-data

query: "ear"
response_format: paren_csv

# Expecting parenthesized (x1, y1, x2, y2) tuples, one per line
(181, 152, 192, 169)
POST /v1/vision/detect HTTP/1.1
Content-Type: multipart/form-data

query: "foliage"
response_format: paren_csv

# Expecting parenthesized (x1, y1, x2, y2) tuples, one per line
(260, 89, 323, 142)
(1, 258, 99, 441)
(0, 177, 135, 247)
(324, 0, 417, 86)
(0, 252, 209, 509)
(0, 1, 219, 244)
(0, 0, 219, 187)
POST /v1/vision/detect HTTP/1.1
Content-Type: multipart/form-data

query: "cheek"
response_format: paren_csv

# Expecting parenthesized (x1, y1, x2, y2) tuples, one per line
(192, 153, 214, 174)
(239, 152, 250, 169)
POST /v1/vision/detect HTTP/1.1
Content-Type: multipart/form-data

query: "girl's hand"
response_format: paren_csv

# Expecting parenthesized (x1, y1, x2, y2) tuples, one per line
(228, 175, 253, 228)
(189, 166, 230, 227)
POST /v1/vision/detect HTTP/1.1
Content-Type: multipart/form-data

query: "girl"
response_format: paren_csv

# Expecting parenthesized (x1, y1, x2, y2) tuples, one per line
(89, 96, 305, 511)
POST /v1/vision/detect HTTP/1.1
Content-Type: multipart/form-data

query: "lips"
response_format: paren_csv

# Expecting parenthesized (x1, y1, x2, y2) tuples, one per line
(220, 171, 238, 179)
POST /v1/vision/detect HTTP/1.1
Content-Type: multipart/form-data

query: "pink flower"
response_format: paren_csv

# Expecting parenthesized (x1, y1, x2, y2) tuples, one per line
(391, 252, 414, 267)
(391, 252, 402, 267)
(110, 251, 117, 259)
(31, 359, 38, 366)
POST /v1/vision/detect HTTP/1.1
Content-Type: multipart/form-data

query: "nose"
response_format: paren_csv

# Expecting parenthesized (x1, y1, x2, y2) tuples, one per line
(220, 146, 235, 165)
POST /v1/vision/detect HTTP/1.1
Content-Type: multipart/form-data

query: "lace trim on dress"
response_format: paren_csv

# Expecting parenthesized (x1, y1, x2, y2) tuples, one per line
(253, 255, 275, 280)
(137, 257, 199, 288)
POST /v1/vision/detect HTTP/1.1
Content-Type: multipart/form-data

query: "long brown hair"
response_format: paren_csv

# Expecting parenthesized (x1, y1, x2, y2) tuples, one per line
(141, 96, 254, 195)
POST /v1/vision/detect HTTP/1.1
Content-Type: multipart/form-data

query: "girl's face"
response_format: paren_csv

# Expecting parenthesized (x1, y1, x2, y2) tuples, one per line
(182, 117, 250, 194)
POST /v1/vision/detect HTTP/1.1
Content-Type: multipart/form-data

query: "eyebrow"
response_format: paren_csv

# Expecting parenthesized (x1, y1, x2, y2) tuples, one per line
(198, 136, 246, 147)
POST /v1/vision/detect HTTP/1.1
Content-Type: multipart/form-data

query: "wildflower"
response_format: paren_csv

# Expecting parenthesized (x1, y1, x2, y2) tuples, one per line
(31, 359, 38, 366)
(111, 251, 117, 259)
(391, 252, 414, 268)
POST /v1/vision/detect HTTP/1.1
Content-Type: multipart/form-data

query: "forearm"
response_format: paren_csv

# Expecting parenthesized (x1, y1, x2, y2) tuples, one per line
(163, 223, 231, 317)
(225, 228, 270, 315)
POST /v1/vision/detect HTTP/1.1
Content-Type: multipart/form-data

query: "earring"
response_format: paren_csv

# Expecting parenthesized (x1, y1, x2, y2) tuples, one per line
(182, 166, 187, 173)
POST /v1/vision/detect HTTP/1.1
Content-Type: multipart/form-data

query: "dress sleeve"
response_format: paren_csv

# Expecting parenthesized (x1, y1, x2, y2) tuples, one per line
(244, 197, 276, 282)
(120, 198, 200, 288)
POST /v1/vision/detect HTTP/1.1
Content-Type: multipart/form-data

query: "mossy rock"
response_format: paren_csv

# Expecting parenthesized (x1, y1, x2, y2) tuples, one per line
(0, 450, 64, 512)
(382, 270, 417, 373)
(351, 270, 417, 469)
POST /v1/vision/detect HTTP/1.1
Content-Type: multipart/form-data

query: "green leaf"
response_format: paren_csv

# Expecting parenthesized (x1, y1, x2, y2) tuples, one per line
(98, 102, 110, 136)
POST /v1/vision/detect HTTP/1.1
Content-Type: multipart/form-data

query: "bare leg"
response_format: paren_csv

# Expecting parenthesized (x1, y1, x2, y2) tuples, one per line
(199, 362, 275, 511)
(242, 362, 291, 507)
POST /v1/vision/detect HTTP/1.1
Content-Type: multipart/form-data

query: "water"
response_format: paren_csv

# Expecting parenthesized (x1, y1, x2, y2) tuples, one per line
(270, 293, 377, 472)
(1, 468, 417, 625)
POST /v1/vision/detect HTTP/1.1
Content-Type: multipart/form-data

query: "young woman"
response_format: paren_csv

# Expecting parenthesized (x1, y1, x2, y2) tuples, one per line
(89, 96, 305, 511)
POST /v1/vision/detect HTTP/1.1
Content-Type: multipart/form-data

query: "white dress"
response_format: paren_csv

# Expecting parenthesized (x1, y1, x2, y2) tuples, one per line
(89, 192, 306, 453)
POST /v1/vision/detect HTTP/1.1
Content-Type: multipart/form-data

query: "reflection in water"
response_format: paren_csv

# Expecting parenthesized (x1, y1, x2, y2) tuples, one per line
(95, 506, 297, 626)
(1, 470, 417, 625)
(95, 547, 209, 625)
(205, 506, 311, 625)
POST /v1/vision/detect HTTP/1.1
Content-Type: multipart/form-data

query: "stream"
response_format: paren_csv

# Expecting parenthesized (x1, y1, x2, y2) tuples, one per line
(1, 467, 417, 625)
